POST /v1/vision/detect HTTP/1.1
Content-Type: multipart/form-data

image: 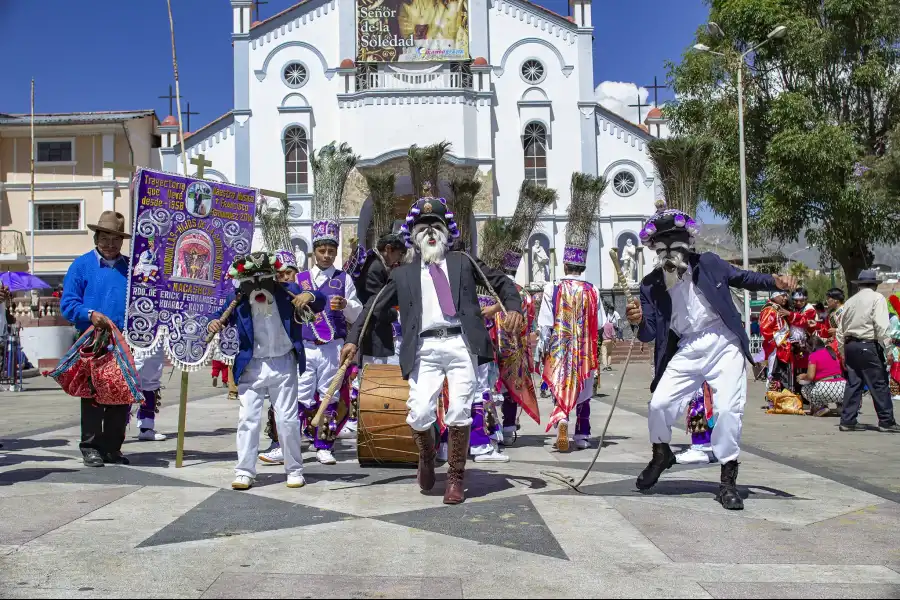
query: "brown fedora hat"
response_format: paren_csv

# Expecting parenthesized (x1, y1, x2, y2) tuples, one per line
(87, 211, 131, 239)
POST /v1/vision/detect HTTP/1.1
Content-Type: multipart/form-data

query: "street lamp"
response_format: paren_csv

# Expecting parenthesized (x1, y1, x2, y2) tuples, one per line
(694, 23, 789, 336)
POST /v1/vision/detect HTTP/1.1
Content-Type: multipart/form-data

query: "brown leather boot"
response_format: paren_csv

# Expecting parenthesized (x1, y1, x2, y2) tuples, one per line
(444, 426, 470, 505)
(410, 428, 436, 491)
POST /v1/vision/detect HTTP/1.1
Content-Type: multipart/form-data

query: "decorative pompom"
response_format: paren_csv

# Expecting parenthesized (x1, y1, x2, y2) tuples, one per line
(236, 263, 246, 273)
(674, 214, 686, 228)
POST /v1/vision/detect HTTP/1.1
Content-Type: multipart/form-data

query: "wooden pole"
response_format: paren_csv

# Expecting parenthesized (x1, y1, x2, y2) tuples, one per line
(167, 0, 191, 467)
(29, 79, 35, 276)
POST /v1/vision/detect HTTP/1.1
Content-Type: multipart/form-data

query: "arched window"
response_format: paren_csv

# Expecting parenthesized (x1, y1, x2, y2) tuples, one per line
(523, 122, 547, 186)
(284, 126, 309, 194)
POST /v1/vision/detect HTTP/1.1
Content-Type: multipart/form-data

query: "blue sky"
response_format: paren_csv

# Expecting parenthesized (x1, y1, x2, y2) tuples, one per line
(0, 0, 715, 217)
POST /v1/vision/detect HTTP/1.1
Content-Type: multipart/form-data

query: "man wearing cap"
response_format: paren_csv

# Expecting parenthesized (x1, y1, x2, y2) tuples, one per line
(61, 211, 135, 467)
(341, 195, 524, 505)
(836, 270, 899, 433)
(625, 203, 795, 510)
(296, 218, 363, 465)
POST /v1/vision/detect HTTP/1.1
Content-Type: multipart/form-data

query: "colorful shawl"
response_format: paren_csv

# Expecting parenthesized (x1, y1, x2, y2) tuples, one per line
(493, 308, 540, 424)
(543, 279, 599, 431)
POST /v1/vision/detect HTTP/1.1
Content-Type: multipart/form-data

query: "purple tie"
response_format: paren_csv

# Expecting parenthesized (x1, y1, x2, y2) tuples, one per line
(428, 263, 456, 317)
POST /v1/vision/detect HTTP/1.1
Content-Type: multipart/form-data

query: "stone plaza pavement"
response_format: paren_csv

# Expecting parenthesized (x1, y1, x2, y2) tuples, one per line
(1, 364, 899, 598)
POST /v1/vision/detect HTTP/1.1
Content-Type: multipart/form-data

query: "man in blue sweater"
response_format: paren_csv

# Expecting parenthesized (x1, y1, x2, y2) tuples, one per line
(625, 203, 795, 510)
(60, 211, 132, 468)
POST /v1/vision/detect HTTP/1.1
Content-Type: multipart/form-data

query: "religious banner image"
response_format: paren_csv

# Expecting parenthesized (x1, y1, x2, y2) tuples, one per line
(357, 0, 469, 62)
(125, 168, 256, 370)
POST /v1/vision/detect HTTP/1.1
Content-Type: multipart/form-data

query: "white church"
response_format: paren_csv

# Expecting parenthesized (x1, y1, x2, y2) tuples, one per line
(159, 0, 669, 290)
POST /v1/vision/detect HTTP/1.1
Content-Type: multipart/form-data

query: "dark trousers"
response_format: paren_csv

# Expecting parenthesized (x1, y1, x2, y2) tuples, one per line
(80, 398, 130, 455)
(841, 340, 896, 426)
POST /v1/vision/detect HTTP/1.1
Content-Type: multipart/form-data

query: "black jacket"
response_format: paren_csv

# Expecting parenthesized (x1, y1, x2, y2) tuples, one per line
(347, 251, 523, 379)
(353, 252, 396, 358)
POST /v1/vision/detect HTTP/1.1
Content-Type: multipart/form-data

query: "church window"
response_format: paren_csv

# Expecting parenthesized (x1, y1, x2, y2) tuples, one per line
(282, 62, 309, 88)
(613, 170, 637, 196)
(284, 127, 309, 194)
(523, 122, 548, 186)
(520, 59, 545, 84)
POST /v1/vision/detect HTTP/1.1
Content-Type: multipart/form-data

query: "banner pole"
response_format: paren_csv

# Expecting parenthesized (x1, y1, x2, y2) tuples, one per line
(175, 371, 189, 468)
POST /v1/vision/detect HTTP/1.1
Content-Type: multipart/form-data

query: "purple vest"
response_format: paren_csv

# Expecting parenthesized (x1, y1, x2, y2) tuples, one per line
(297, 269, 348, 342)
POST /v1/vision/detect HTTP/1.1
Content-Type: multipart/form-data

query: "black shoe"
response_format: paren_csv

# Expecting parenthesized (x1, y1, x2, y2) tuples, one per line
(81, 448, 105, 467)
(103, 452, 130, 465)
(636, 443, 676, 491)
(877, 422, 900, 433)
(839, 422, 867, 432)
(716, 460, 744, 510)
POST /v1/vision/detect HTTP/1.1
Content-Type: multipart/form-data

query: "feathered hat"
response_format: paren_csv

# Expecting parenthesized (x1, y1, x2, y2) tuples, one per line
(256, 195, 297, 273)
(639, 198, 700, 248)
(563, 173, 608, 267)
(311, 142, 358, 247)
(482, 181, 557, 274)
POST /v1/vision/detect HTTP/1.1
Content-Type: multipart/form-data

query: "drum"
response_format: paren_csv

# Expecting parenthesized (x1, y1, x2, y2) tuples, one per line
(356, 363, 418, 467)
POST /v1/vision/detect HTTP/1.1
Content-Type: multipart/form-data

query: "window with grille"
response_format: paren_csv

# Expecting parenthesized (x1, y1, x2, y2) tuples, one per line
(284, 127, 309, 195)
(282, 62, 308, 88)
(520, 59, 545, 84)
(355, 62, 378, 91)
(523, 122, 548, 186)
(612, 171, 637, 196)
(37, 140, 73, 163)
(450, 61, 473, 89)
(36, 203, 80, 231)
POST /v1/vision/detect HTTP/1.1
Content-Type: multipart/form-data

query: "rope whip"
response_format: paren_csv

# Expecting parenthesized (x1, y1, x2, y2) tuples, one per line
(540, 248, 637, 493)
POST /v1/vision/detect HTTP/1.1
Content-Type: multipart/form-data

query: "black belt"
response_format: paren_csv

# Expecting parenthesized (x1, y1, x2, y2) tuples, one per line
(420, 326, 462, 339)
(845, 336, 875, 344)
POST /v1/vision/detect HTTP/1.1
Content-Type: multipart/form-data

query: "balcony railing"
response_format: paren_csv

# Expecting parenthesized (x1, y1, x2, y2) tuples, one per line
(0, 230, 26, 255)
(356, 69, 473, 91)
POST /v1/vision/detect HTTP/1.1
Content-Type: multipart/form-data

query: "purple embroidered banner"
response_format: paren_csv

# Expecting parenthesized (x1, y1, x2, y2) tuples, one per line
(125, 168, 255, 369)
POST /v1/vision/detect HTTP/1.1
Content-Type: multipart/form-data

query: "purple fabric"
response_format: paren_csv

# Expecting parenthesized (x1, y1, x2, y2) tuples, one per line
(137, 390, 157, 420)
(688, 397, 712, 446)
(502, 394, 518, 428)
(312, 219, 340, 245)
(302, 401, 347, 451)
(563, 246, 587, 267)
(502, 250, 522, 274)
(574, 400, 591, 436)
(429, 263, 456, 317)
(470, 402, 492, 447)
(299, 271, 348, 341)
(275, 250, 298, 271)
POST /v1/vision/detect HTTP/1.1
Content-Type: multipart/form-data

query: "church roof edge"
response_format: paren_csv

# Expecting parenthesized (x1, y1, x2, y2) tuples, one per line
(594, 104, 653, 142)
(500, 0, 578, 30)
(170, 111, 235, 154)
(249, 0, 328, 36)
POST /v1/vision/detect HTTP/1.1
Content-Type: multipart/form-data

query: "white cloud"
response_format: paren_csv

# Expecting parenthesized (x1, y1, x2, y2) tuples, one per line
(594, 81, 654, 125)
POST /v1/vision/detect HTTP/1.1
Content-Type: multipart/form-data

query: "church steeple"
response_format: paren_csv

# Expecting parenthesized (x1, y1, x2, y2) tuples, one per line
(232, 0, 252, 35)
(568, 0, 591, 28)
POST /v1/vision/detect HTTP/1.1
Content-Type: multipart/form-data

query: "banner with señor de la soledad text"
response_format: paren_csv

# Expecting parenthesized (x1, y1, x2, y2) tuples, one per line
(357, 0, 469, 62)
(124, 168, 256, 370)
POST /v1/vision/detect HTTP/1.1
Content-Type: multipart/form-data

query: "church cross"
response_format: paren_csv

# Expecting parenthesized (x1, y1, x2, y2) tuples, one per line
(158, 84, 177, 116)
(628, 94, 651, 124)
(190, 154, 212, 179)
(645, 76, 668, 108)
(252, 0, 268, 20)
(181, 101, 200, 132)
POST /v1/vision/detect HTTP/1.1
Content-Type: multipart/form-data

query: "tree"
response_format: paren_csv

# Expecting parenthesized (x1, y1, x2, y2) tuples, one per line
(788, 260, 809, 281)
(666, 0, 900, 291)
(646, 136, 713, 214)
(448, 178, 481, 247)
(363, 171, 396, 246)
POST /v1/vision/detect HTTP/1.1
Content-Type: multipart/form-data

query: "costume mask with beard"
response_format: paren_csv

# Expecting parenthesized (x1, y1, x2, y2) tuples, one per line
(237, 274, 278, 317)
(651, 239, 691, 290)
(413, 222, 450, 265)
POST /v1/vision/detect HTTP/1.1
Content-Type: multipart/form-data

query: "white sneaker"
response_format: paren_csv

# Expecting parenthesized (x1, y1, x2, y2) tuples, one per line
(574, 438, 591, 450)
(316, 449, 337, 465)
(339, 420, 358, 439)
(231, 475, 253, 490)
(473, 448, 510, 463)
(259, 446, 284, 465)
(286, 473, 306, 488)
(436, 442, 448, 462)
(675, 446, 711, 465)
(138, 430, 166, 441)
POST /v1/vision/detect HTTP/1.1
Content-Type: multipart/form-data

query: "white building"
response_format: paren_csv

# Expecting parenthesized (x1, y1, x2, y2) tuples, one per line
(160, 0, 666, 289)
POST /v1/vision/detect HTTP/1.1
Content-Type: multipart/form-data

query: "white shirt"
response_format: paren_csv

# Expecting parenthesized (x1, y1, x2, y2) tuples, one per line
(667, 268, 724, 339)
(251, 297, 294, 359)
(537, 275, 602, 339)
(837, 287, 891, 351)
(421, 259, 461, 333)
(311, 264, 363, 325)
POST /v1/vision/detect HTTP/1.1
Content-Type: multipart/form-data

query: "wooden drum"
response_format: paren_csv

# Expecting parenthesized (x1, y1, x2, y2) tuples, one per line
(356, 363, 418, 467)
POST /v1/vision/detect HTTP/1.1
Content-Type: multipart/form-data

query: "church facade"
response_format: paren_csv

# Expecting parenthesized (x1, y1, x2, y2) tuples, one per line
(159, 0, 661, 289)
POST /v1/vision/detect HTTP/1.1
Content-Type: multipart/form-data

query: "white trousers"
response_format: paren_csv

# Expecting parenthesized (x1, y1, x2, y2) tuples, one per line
(407, 334, 477, 431)
(298, 340, 342, 408)
(648, 325, 747, 464)
(133, 346, 165, 430)
(235, 352, 303, 478)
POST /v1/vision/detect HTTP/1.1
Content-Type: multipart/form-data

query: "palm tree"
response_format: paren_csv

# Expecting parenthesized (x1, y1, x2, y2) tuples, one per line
(311, 141, 358, 222)
(646, 136, 713, 215)
(567, 172, 609, 249)
(407, 141, 452, 198)
(364, 171, 397, 245)
(448, 177, 482, 247)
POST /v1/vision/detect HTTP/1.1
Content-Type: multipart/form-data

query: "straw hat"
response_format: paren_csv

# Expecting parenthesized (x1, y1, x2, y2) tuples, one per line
(87, 211, 131, 239)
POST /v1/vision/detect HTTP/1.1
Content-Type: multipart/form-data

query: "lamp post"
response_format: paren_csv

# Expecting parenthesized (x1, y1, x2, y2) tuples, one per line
(694, 23, 788, 336)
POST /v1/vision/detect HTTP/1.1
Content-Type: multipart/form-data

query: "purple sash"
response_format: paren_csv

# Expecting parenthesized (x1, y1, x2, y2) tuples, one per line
(296, 270, 336, 343)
